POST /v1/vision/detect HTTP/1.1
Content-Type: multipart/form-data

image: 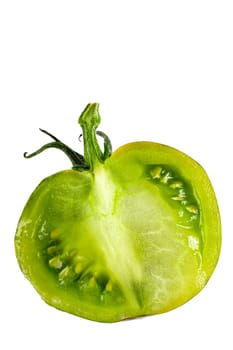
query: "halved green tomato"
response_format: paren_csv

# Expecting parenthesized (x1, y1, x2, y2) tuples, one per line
(15, 104, 221, 322)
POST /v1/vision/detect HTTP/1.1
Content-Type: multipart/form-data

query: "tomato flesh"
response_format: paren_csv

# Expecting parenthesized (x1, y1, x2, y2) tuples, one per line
(15, 104, 221, 322)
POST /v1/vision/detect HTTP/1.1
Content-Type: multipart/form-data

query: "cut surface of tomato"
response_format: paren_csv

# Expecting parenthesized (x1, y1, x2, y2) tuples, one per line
(15, 104, 221, 322)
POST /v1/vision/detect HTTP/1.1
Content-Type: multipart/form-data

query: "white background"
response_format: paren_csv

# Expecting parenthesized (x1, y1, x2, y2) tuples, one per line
(0, 1, 232, 349)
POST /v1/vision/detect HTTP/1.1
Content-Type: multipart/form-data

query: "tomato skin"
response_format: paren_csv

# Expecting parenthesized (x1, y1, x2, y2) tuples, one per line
(15, 104, 221, 322)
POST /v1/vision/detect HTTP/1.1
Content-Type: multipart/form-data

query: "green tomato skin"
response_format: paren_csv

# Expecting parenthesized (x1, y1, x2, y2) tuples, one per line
(15, 141, 221, 322)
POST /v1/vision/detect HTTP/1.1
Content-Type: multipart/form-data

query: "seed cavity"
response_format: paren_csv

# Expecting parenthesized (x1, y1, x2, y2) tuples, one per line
(95, 272, 109, 287)
(46, 230, 115, 297)
(149, 164, 200, 232)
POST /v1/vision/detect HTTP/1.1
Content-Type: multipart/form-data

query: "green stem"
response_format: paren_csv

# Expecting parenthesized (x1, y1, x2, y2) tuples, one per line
(23, 103, 112, 171)
(78, 103, 104, 170)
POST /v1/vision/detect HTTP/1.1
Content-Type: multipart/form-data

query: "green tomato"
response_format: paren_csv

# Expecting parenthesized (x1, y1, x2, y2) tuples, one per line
(15, 103, 221, 322)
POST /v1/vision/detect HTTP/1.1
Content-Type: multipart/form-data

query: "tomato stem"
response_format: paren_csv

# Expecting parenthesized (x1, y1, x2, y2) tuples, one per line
(79, 103, 107, 170)
(23, 104, 112, 171)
